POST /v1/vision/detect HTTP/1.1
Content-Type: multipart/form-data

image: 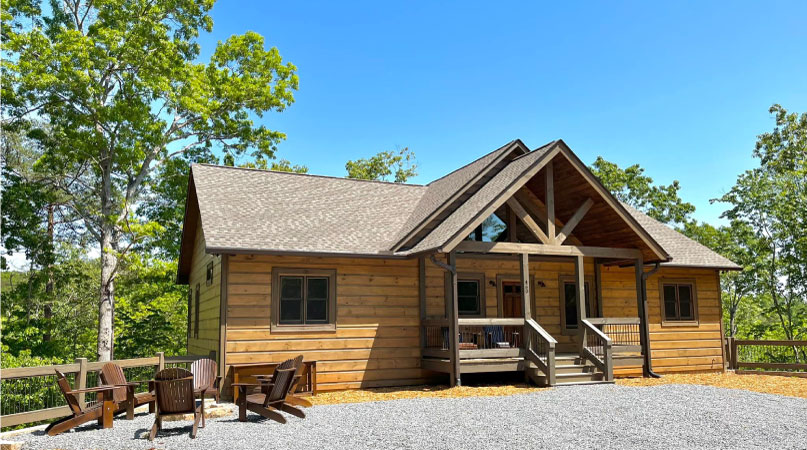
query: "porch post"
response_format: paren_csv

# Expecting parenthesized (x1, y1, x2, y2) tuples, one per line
(447, 251, 461, 387)
(519, 252, 531, 383)
(419, 256, 426, 350)
(574, 255, 586, 350)
(634, 256, 652, 377)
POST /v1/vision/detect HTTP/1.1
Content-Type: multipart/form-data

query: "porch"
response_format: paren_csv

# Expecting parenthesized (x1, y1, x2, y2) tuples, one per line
(415, 153, 664, 386)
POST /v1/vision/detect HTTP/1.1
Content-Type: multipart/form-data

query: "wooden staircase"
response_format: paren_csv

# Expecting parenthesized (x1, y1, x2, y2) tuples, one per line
(527, 353, 613, 386)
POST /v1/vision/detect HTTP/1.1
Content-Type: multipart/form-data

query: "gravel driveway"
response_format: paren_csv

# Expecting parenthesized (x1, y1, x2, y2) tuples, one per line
(11, 384, 807, 449)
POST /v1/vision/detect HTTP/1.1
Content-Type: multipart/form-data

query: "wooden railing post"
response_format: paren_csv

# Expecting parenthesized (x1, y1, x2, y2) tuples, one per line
(157, 352, 165, 372)
(547, 341, 556, 386)
(76, 357, 88, 409)
(730, 338, 738, 370)
(604, 340, 614, 382)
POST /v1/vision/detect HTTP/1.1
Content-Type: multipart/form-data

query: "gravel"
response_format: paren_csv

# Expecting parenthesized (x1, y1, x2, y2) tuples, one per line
(11, 384, 807, 449)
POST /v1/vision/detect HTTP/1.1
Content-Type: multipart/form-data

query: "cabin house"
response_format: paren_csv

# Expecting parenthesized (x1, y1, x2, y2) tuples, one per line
(176, 139, 739, 393)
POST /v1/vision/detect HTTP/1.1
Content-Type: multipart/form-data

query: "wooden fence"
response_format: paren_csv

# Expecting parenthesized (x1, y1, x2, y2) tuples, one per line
(724, 338, 807, 377)
(0, 351, 215, 429)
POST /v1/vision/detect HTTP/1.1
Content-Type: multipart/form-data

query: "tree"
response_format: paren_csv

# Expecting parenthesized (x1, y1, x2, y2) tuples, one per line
(346, 147, 417, 182)
(716, 105, 807, 343)
(589, 157, 695, 226)
(682, 220, 758, 337)
(2, 0, 298, 360)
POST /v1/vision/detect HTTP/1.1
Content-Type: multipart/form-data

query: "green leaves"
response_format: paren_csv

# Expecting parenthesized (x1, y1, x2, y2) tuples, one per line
(589, 156, 695, 226)
(346, 147, 418, 183)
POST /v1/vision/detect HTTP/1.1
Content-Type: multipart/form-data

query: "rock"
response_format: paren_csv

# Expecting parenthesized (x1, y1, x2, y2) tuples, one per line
(0, 440, 23, 450)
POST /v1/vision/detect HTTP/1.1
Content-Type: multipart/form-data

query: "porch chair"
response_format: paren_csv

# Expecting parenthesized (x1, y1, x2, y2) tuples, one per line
(99, 362, 155, 419)
(233, 355, 305, 423)
(45, 370, 117, 436)
(190, 358, 221, 403)
(149, 368, 204, 441)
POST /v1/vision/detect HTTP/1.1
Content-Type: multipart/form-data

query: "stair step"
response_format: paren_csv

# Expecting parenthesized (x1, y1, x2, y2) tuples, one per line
(555, 364, 597, 374)
(555, 380, 615, 386)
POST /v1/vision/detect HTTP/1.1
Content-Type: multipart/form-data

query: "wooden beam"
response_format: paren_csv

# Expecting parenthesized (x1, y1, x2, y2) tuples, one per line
(574, 256, 586, 326)
(556, 198, 594, 244)
(545, 161, 555, 244)
(513, 188, 584, 246)
(507, 205, 517, 242)
(448, 251, 461, 387)
(506, 198, 550, 244)
(419, 256, 426, 350)
(520, 253, 531, 320)
(594, 259, 604, 318)
(454, 240, 642, 260)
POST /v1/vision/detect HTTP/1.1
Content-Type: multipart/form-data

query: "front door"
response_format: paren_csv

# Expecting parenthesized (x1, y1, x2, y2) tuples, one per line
(501, 281, 523, 318)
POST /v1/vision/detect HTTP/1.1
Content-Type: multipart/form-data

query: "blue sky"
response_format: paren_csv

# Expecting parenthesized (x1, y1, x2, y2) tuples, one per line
(199, 0, 807, 225)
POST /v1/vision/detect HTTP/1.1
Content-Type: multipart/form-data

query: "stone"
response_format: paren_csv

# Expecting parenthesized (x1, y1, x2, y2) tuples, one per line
(0, 440, 24, 450)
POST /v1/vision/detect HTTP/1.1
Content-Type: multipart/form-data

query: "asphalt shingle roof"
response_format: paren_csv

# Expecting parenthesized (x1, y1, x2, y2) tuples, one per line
(186, 141, 738, 270)
(193, 165, 426, 255)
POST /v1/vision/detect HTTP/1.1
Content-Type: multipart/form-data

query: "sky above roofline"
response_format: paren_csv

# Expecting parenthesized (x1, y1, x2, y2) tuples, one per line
(196, 0, 806, 227)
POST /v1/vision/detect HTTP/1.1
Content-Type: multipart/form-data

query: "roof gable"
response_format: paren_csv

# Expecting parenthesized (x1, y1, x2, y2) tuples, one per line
(176, 138, 738, 283)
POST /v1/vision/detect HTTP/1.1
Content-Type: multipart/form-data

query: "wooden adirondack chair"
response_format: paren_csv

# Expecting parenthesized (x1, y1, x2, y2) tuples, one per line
(149, 368, 204, 441)
(190, 358, 221, 403)
(99, 362, 155, 419)
(45, 370, 117, 436)
(233, 355, 305, 423)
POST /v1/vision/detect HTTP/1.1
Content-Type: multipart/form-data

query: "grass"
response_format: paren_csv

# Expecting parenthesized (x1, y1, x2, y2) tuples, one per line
(308, 372, 807, 405)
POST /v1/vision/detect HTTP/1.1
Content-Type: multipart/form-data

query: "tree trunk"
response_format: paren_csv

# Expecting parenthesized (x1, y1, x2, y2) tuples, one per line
(97, 226, 117, 361)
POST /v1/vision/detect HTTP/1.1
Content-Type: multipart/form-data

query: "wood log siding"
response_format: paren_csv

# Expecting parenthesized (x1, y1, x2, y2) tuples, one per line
(187, 217, 221, 357)
(224, 254, 432, 392)
(221, 254, 724, 392)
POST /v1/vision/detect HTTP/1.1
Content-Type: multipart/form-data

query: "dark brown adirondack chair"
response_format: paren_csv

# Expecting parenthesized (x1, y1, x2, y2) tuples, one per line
(190, 358, 221, 403)
(233, 355, 305, 423)
(99, 362, 155, 419)
(45, 370, 117, 436)
(149, 368, 204, 441)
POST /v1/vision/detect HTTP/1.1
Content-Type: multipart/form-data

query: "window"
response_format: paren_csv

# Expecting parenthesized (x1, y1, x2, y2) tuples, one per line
(458, 280, 481, 316)
(660, 280, 698, 324)
(446, 273, 485, 317)
(187, 287, 193, 339)
(194, 283, 200, 338)
(272, 268, 337, 331)
(559, 276, 595, 334)
(466, 214, 507, 242)
(206, 261, 214, 286)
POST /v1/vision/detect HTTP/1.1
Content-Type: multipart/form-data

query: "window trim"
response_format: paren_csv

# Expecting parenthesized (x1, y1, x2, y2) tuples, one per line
(658, 278, 699, 327)
(495, 274, 536, 319)
(194, 283, 200, 339)
(271, 268, 337, 332)
(206, 261, 214, 286)
(445, 272, 486, 318)
(558, 275, 597, 336)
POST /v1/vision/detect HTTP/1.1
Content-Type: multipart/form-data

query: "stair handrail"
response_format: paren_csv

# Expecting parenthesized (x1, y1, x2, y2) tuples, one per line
(525, 318, 557, 386)
(581, 319, 614, 382)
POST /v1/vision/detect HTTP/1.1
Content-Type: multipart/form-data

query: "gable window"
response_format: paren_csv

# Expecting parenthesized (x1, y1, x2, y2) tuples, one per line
(559, 277, 595, 335)
(272, 268, 337, 331)
(660, 280, 698, 324)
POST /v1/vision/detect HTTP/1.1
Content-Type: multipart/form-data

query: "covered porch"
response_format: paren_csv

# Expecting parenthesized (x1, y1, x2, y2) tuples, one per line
(414, 150, 668, 386)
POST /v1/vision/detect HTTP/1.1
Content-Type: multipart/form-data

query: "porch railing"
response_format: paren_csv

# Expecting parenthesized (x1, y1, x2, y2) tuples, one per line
(0, 352, 214, 429)
(457, 318, 524, 358)
(581, 319, 613, 381)
(587, 317, 641, 351)
(525, 318, 557, 385)
(728, 339, 807, 375)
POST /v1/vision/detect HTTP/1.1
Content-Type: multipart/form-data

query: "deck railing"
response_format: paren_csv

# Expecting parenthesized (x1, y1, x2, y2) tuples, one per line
(581, 319, 613, 381)
(587, 317, 641, 351)
(727, 339, 807, 376)
(0, 352, 214, 429)
(457, 318, 524, 358)
(525, 318, 557, 385)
